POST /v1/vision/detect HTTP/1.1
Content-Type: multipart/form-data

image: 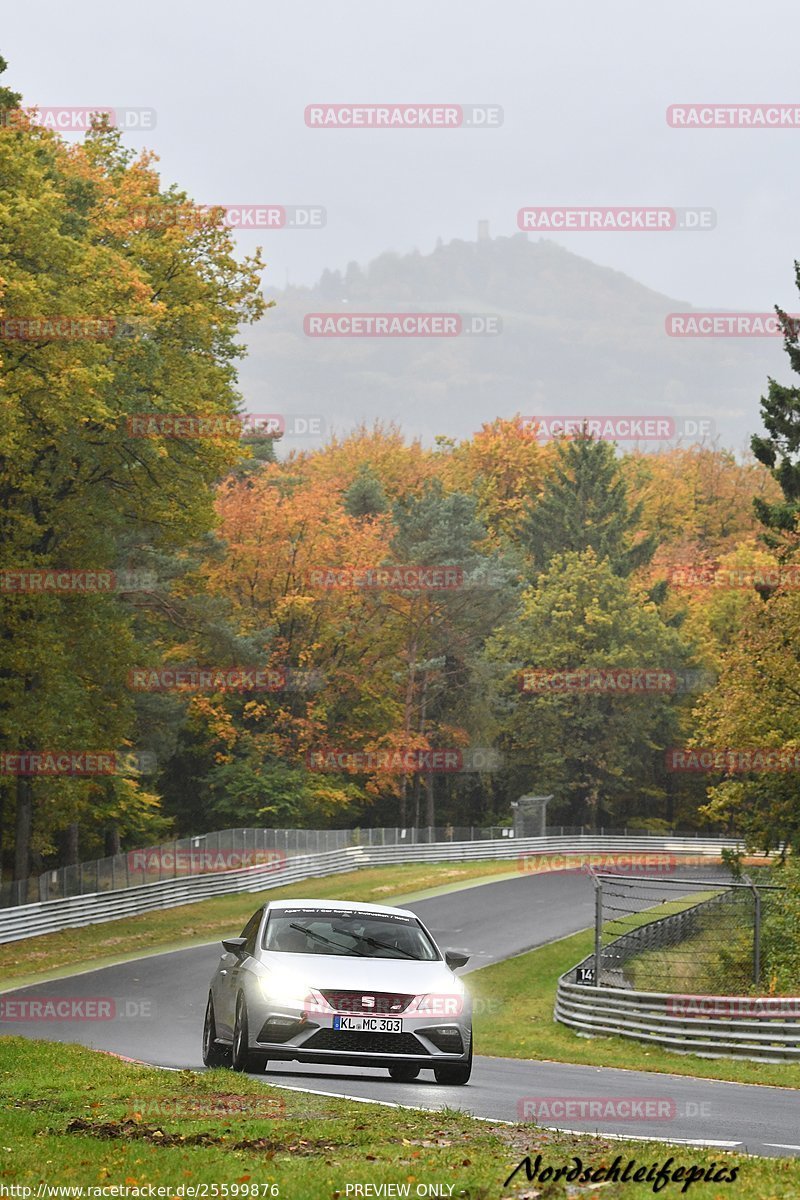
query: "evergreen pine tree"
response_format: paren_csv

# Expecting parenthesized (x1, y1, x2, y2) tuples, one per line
(522, 435, 655, 576)
(751, 293, 800, 555)
(343, 468, 387, 519)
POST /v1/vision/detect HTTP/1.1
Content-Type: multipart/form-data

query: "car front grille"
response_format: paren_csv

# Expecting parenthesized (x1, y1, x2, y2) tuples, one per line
(303, 1029, 428, 1055)
(319, 990, 414, 1015)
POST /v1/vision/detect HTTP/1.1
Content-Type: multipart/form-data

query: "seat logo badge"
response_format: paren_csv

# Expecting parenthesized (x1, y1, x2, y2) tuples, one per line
(362, 995, 375, 1008)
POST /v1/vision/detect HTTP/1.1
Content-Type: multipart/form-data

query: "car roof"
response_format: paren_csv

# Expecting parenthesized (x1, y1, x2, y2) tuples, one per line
(264, 898, 417, 918)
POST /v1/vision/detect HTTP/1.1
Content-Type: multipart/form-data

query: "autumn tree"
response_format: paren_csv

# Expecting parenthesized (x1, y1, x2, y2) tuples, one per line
(0, 82, 266, 884)
(490, 549, 692, 829)
(436, 416, 550, 543)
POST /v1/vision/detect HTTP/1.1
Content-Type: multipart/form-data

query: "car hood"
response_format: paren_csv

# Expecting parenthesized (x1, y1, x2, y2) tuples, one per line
(257, 951, 462, 995)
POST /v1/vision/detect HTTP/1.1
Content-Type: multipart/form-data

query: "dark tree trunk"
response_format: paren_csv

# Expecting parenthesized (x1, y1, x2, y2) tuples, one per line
(65, 822, 80, 866)
(13, 776, 32, 882)
(400, 777, 407, 828)
(104, 824, 121, 857)
(664, 772, 675, 827)
(425, 773, 435, 830)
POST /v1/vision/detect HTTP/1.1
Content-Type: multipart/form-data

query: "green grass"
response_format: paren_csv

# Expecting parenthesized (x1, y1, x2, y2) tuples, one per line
(625, 922, 753, 996)
(0, 861, 522, 989)
(2, 1037, 799, 1198)
(603, 891, 722, 941)
(470, 928, 800, 1089)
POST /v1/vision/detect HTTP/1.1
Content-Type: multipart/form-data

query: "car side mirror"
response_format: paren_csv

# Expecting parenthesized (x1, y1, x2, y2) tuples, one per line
(222, 936, 247, 955)
(445, 948, 470, 970)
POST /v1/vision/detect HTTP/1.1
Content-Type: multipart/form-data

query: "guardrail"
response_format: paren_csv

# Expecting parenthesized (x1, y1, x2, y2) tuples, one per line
(555, 974, 800, 1062)
(0, 834, 740, 945)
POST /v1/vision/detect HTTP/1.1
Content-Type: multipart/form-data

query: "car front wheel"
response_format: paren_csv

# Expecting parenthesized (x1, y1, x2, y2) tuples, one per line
(231, 994, 268, 1073)
(202, 994, 231, 1068)
(433, 1039, 472, 1085)
(387, 1063, 420, 1082)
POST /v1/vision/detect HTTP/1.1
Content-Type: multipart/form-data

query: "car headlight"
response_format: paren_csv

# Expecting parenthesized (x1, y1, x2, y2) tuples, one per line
(409, 985, 467, 1018)
(258, 972, 313, 1008)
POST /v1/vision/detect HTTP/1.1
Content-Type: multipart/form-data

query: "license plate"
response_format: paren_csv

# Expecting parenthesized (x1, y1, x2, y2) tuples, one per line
(333, 1015, 403, 1032)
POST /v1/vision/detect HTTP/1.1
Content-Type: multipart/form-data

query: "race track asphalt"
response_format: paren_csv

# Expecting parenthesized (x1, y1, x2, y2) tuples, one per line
(2, 865, 799, 1158)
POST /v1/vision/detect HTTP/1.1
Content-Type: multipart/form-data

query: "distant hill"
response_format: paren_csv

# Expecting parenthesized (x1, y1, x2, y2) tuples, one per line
(237, 233, 787, 451)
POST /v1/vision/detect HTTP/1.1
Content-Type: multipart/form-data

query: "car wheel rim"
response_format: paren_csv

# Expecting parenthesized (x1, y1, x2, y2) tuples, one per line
(203, 1002, 212, 1055)
(234, 1004, 244, 1060)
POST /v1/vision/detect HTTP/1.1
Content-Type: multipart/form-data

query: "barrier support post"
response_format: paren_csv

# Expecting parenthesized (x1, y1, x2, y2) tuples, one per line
(743, 873, 761, 985)
(591, 870, 602, 986)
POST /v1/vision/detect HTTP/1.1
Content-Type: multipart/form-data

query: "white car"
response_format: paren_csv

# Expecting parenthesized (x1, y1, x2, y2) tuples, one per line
(203, 898, 473, 1083)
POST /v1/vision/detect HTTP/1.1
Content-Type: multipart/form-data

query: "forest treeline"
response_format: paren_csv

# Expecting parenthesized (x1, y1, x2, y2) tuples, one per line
(3, 59, 800, 888)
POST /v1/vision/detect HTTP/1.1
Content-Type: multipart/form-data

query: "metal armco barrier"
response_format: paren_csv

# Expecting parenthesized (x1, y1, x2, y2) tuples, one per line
(0, 835, 739, 945)
(555, 973, 800, 1062)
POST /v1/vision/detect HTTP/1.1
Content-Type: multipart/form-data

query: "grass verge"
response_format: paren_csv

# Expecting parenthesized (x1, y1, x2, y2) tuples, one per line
(2, 1036, 798, 1198)
(626, 923, 754, 996)
(471, 928, 800, 1089)
(0, 861, 520, 989)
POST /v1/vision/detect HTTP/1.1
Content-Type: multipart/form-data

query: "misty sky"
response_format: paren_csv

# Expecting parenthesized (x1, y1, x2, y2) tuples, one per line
(3, 0, 799, 313)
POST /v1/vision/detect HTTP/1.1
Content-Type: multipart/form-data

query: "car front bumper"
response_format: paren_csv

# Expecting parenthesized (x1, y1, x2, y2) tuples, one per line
(245, 994, 472, 1066)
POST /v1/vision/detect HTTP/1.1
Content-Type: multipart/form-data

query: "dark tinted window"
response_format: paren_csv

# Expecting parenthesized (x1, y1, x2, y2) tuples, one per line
(240, 908, 264, 954)
(262, 907, 439, 960)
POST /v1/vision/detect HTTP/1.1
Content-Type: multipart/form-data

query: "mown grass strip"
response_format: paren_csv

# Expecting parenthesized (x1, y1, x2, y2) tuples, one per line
(2, 1036, 798, 1198)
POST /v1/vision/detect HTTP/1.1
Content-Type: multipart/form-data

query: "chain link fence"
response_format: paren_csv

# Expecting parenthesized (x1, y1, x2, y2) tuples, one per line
(587, 870, 783, 993)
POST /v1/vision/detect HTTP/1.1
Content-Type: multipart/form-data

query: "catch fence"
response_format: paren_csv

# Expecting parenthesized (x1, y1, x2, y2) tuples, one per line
(585, 870, 781, 992)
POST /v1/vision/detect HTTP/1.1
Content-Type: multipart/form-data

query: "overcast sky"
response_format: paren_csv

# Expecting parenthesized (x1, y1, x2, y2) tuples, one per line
(3, 0, 798, 310)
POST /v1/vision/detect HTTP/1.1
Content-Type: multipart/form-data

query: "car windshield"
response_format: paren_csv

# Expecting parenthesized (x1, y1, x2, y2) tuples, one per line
(262, 908, 440, 960)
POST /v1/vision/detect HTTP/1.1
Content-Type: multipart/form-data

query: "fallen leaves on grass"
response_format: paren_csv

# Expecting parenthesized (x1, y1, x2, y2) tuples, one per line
(64, 1118, 340, 1155)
